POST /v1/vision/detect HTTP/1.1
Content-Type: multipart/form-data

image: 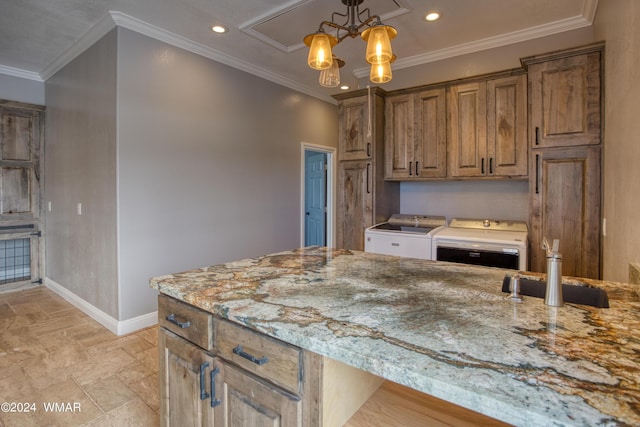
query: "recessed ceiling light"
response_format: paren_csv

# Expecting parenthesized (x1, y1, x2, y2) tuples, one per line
(340, 85, 350, 90)
(425, 12, 441, 22)
(211, 25, 228, 34)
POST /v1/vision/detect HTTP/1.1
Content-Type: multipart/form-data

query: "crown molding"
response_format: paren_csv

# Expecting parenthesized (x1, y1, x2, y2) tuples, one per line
(583, 0, 599, 24)
(0, 65, 43, 81)
(353, 4, 598, 78)
(109, 11, 333, 103)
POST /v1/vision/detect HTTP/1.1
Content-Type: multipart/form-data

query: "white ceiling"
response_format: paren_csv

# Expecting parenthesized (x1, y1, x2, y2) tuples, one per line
(0, 0, 598, 102)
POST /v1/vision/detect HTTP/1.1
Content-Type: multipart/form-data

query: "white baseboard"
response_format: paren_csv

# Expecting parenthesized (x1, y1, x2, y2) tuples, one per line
(44, 277, 157, 336)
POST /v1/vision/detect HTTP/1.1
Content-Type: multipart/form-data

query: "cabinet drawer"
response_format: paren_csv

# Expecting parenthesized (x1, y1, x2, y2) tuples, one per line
(158, 295, 213, 350)
(216, 319, 301, 395)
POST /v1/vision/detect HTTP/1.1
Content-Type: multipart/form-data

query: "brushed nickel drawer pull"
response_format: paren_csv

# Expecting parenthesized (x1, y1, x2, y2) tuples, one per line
(166, 313, 191, 329)
(233, 345, 269, 365)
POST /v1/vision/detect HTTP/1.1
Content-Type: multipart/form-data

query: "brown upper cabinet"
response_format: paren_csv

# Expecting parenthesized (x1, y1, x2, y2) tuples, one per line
(384, 71, 527, 181)
(337, 95, 373, 161)
(487, 75, 528, 177)
(449, 74, 527, 179)
(523, 45, 602, 148)
(384, 88, 447, 180)
(448, 81, 487, 178)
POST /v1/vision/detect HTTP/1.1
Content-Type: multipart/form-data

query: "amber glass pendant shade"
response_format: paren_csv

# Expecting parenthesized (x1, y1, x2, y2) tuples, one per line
(304, 33, 338, 70)
(370, 59, 392, 84)
(362, 25, 397, 64)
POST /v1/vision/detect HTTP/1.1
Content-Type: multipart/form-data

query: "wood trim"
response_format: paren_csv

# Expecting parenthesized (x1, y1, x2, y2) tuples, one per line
(520, 41, 605, 68)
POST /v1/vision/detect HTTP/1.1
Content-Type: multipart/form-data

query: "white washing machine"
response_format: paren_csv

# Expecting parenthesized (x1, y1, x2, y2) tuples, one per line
(431, 218, 528, 271)
(364, 214, 446, 260)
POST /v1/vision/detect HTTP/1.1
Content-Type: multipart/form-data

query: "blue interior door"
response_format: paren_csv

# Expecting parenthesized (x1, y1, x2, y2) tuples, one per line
(305, 151, 327, 246)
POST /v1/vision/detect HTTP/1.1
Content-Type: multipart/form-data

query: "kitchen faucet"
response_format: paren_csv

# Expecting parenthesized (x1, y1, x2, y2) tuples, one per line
(542, 237, 563, 307)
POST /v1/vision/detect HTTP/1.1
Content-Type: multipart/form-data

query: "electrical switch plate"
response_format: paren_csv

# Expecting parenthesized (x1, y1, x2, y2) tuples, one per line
(48, 201, 51, 212)
(77, 203, 82, 215)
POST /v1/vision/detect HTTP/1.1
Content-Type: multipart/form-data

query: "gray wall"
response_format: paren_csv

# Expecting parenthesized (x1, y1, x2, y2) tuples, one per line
(45, 30, 119, 317)
(116, 28, 338, 319)
(401, 181, 529, 223)
(594, 0, 640, 283)
(0, 73, 44, 105)
(45, 27, 338, 321)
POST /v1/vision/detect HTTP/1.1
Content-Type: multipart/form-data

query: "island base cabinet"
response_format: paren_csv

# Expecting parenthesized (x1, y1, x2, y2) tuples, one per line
(159, 329, 217, 427)
(219, 363, 301, 427)
(159, 295, 511, 427)
(160, 328, 303, 427)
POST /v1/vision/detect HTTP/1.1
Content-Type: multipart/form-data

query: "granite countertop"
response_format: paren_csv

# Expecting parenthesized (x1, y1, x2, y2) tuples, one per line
(150, 246, 640, 426)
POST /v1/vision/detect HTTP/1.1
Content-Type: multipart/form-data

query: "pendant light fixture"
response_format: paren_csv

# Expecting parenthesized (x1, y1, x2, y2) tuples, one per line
(369, 54, 395, 84)
(303, 0, 397, 85)
(319, 55, 345, 87)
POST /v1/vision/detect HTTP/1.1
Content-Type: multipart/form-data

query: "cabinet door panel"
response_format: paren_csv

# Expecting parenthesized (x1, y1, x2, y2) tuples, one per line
(449, 82, 487, 177)
(337, 160, 372, 251)
(530, 147, 600, 278)
(1, 167, 31, 214)
(1, 111, 32, 161)
(487, 75, 527, 177)
(159, 329, 216, 427)
(384, 94, 413, 179)
(528, 51, 601, 148)
(415, 88, 447, 178)
(338, 97, 371, 161)
(218, 362, 301, 427)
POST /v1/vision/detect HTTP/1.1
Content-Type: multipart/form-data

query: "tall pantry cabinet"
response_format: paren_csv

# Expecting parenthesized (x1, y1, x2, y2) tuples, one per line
(333, 88, 399, 251)
(522, 43, 604, 279)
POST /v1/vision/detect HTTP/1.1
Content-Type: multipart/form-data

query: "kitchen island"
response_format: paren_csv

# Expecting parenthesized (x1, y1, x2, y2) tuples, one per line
(150, 246, 640, 426)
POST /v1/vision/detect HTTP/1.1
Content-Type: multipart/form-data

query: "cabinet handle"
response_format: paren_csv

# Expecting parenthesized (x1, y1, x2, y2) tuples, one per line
(415, 161, 419, 176)
(481, 158, 485, 174)
(535, 127, 540, 145)
(367, 143, 371, 157)
(366, 163, 371, 194)
(166, 313, 191, 329)
(409, 161, 413, 176)
(535, 154, 540, 194)
(233, 345, 269, 365)
(199, 362, 210, 400)
(489, 158, 493, 175)
(210, 367, 221, 408)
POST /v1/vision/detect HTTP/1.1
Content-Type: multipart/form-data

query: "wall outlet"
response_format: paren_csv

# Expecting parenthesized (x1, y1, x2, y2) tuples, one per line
(48, 201, 51, 212)
(77, 203, 82, 215)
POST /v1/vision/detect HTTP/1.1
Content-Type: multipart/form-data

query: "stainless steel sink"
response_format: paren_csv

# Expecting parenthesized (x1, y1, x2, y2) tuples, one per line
(502, 276, 609, 308)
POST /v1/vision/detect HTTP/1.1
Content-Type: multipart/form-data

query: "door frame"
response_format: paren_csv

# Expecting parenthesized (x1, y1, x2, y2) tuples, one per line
(300, 142, 335, 248)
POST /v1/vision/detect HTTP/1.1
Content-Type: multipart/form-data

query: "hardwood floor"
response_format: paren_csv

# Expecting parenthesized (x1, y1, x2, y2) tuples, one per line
(0, 287, 159, 427)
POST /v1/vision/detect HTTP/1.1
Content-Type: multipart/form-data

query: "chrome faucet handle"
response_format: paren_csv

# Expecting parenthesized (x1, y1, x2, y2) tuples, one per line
(506, 275, 523, 303)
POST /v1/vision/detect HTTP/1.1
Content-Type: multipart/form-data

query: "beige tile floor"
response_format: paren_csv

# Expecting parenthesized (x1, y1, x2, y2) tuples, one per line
(0, 287, 159, 427)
